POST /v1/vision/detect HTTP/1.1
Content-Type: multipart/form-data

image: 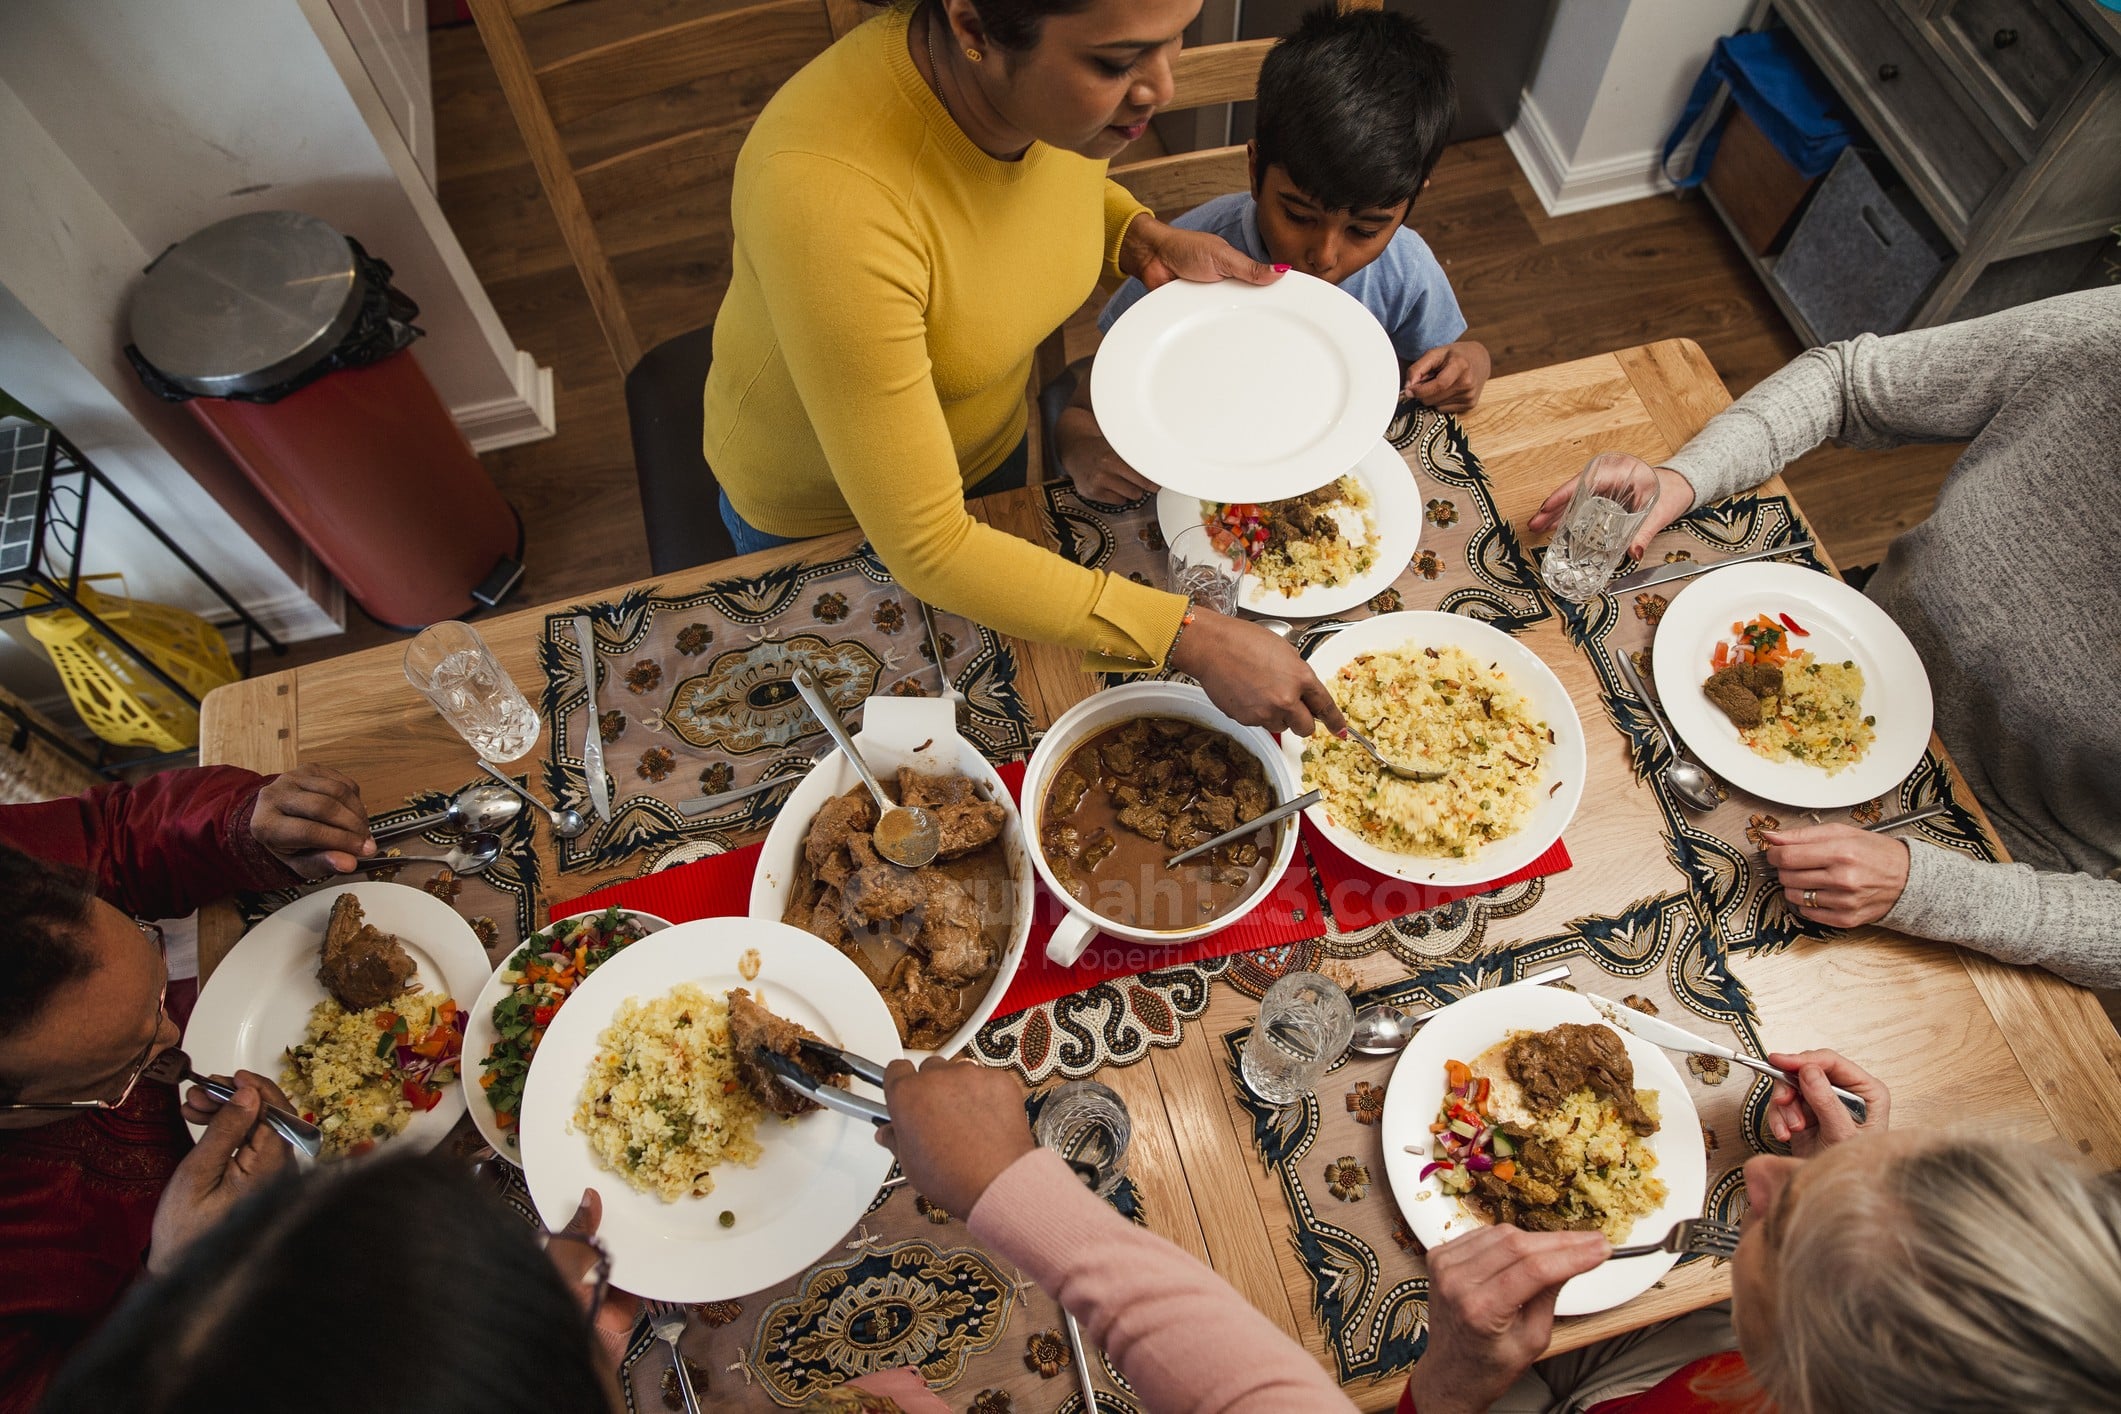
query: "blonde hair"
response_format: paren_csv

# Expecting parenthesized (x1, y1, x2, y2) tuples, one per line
(1748, 1132, 2121, 1413)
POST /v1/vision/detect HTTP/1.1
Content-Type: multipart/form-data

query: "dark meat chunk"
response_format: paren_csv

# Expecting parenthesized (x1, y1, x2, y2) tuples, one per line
(891, 959, 958, 1049)
(1112, 782, 1144, 807)
(317, 894, 416, 1011)
(727, 987, 846, 1117)
(1151, 718, 1191, 740)
(806, 888, 850, 947)
(1505, 1023, 1659, 1136)
(1197, 792, 1237, 832)
(840, 834, 925, 923)
(1046, 768, 1089, 820)
(806, 791, 877, 870)
(1078, 829, 1116, 871)
(1188, 741, 1231, 788)
(1227, 841, 1261, 867)
(1042, 822, 1083, 861)
(1099, 737, 1139, 776)
(1117, 803, 1170, 841)
(1232, 774, 1269, 823)
(899, 769, 1006, 859)
(914, 873, 994, 986)
(1701, 663, 1783, 730)
(1164, 813, 1212, 852)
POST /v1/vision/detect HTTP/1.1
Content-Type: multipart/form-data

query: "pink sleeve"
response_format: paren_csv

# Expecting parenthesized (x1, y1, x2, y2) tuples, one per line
(968, 1149, 1356, 1414)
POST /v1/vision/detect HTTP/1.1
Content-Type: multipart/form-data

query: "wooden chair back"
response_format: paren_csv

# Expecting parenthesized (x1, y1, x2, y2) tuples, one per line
(466, 0, 871, 375)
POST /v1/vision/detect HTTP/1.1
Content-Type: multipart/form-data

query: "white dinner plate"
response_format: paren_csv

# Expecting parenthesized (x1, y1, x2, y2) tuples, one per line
(1092, 270, 1399, 502)
(1281, 612, 1587, 887)
(183, 881, 492, 1153)
(1651, 563, 1933, 809)
(517, 920, 902, 1302)
(1154, 440, 1421, 617)
(460, 908, 672, 1154)
(1379, 984, 1707, 1316)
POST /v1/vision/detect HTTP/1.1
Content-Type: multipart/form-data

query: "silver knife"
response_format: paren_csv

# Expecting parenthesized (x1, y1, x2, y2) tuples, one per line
(1604, 539, 1816, 595)
(572, 614, 611, 823)
(1587, 995, 1867, 1122)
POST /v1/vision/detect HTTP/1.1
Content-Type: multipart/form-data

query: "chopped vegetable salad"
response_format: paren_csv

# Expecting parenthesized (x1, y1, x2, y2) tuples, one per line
(480, 908, 653, 1146)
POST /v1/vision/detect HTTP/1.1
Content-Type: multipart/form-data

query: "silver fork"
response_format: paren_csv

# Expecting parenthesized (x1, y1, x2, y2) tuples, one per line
(1606, 1216, 1743, 1263)
(643, 1299, 702, 1413)
(143, 1049, 324, 1161)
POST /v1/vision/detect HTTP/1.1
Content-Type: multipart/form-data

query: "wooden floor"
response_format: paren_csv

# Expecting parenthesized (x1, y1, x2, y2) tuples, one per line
(278, 18, 1958, 669)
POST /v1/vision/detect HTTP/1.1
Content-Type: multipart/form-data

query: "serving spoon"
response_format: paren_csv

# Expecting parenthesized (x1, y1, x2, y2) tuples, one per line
(1341, 724, 1449, 783)
(372, 781, 521, 839)
(346, 832, 504, 877)
(790, 666, 941, 868)
(1617, 654, 1722, 814)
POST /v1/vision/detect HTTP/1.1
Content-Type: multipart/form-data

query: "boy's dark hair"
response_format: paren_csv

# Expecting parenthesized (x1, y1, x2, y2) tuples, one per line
(1255, 6, 1456, 213)
(42, 1153, 613, 1414)
(0, 843, 98, 1103)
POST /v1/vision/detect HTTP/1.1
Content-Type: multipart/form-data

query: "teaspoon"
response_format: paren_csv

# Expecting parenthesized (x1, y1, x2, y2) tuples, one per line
(476, 760, 589, 839)
(347, 832, 504, 877)
(790, 666, 941, 868)
(373, 781, 522, 839)
(1617, 655, 1722, 814)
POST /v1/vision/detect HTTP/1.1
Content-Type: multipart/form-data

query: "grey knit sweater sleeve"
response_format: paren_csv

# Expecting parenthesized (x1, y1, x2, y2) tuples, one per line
(1655, 290, 2121, 989)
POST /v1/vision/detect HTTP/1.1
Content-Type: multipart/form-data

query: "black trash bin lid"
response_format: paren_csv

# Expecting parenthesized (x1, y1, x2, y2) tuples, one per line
(129, 211, 364, 397)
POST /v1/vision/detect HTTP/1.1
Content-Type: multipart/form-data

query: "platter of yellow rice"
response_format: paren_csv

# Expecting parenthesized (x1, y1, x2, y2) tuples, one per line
(1653, 562, 1932, 809)
(516, 918, 900, 1301)
(1280, 611, 1586, 887)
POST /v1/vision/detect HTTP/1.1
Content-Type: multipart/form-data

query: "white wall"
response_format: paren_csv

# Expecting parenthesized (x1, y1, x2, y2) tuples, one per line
(1507, 0, 1754, 215)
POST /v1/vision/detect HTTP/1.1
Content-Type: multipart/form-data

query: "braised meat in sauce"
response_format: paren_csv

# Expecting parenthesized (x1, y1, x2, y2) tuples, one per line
(317, 893, 416, 1011)
(727, 987, 847, 1117)
(1702, 662, 1783, 729)
(1039, 717, 1278, 931)
(782, 770, 1016, 1048)
(1506, 1022, 1658, 1135)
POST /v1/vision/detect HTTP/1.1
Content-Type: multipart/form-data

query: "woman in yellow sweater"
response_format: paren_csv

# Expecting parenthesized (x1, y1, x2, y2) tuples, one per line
(706, 0, 1346, 736)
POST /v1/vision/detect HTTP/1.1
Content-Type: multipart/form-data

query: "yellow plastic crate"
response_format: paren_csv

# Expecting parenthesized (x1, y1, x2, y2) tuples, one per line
(23, 576, 238, 752)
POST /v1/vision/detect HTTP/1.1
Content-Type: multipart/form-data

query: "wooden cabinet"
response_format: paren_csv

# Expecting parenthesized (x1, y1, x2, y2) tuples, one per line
(1708, 0, 2121, 342)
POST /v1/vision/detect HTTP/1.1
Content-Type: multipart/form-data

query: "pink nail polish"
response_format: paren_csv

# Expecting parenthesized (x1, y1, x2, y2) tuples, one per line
(1272, 263, 1290, 273)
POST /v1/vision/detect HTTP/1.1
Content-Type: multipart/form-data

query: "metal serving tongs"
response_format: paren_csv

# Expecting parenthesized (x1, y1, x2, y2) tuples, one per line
(759, 1041, 1107, 1188)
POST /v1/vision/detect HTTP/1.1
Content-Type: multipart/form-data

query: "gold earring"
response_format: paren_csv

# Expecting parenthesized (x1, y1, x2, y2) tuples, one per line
(965, 47, 981, 61)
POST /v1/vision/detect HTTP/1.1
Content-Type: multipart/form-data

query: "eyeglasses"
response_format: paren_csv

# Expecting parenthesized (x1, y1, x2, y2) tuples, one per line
(2, 920, 169, 1113)
(540, 1228, 613, 1325)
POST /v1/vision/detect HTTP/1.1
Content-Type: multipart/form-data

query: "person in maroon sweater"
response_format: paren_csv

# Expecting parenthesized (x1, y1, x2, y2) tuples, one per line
(0, 764, 376, 1411)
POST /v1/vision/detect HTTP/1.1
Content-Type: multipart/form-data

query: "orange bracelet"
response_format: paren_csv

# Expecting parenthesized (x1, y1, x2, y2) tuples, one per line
(1163, 605, 1198, 668)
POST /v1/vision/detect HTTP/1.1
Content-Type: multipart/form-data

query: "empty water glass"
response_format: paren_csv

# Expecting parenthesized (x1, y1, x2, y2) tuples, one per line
(1034, 1079, 1132, 1196)
(1167, 522, 1245, 616)
(1241, 971, 1354, 1106)
(1541, 452, 1662, 602)
(404, 620, 542, 763)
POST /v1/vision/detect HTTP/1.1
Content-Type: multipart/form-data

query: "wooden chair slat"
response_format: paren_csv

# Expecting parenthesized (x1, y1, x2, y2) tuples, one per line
(466, 0, 642, 370)
(534, 1, 830, 129)
(1167, 39, 1273, 113)
(507, 0, 571, 16)
(1112, 146, 1252, 222)
(576, 118, 755, 220)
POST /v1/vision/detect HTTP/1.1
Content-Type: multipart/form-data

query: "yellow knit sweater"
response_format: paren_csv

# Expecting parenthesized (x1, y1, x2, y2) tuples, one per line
(704, 2, 1186, 671)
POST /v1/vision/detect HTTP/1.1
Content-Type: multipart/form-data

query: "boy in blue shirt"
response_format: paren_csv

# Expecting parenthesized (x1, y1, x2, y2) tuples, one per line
(1059, 6, 1487, 505)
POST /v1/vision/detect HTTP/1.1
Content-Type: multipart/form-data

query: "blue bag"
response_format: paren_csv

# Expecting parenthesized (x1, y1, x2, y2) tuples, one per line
(1662, 29, 1853, 187)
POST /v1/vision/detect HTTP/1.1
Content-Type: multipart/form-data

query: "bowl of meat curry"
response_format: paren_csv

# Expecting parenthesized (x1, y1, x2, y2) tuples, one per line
(749, 711, 1032, 1057)
(1024, 681, 1301, 966)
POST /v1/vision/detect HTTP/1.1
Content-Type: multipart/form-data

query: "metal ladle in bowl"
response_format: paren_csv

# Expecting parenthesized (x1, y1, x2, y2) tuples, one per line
(789, 666, 941, 868)
(1617, 654, 1722, 814)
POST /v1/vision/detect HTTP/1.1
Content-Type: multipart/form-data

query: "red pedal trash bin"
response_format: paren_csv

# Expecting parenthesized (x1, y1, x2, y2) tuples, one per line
(128, 211, 523, 629)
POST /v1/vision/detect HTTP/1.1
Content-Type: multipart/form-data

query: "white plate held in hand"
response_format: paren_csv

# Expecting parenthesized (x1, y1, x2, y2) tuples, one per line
(1093, 271, 1399, 503)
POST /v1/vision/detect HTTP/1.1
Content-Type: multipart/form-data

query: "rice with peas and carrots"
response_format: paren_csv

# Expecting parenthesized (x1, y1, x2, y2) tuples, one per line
(574, 984, 763, 1203)
(1710, 613, 1874, 774)
(1301, 644, 1550, 858)
(282, 992, 463, 1160)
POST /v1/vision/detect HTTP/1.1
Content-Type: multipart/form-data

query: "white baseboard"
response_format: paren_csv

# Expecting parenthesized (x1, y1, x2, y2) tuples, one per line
(455, 349, 557, 453)
(1505, 92, 1678, 218)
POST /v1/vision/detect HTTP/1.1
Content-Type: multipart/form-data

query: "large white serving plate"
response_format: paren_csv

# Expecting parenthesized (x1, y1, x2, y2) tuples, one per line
(749, 696, 1032, 1058)
(518, 920, 901, 1302)
(1652, 562, 1932, 809)
(1154, 440, 1421, 617)
(1380, 984, 1707, 1316)
(184, 881, 491, 1153)
(459, 908, 673, 1154)
(1093, 271, 1399, 502)
(1281, 611, 1586, 887)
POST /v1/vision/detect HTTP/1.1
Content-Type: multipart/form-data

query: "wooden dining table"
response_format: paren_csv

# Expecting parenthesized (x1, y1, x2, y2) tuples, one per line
(199, 339, 2121, 1410)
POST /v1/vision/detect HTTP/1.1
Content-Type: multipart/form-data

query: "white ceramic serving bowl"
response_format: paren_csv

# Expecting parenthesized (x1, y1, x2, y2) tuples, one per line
(1022, 680, 1302, 968)
(748, 701, 1033, 1058)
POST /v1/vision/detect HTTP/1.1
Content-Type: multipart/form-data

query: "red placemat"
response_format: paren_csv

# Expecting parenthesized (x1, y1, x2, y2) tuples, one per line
(547, 762, 1330, 1020)
(1299, 816, 1572, 928)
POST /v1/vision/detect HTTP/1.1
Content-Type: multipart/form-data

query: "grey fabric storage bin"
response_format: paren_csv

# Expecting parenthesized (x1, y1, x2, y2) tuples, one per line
(1772, 148, 1951, 343)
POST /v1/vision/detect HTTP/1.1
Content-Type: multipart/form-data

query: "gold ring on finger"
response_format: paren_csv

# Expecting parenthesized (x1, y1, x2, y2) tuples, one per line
(1802, 889, 1817, 908)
